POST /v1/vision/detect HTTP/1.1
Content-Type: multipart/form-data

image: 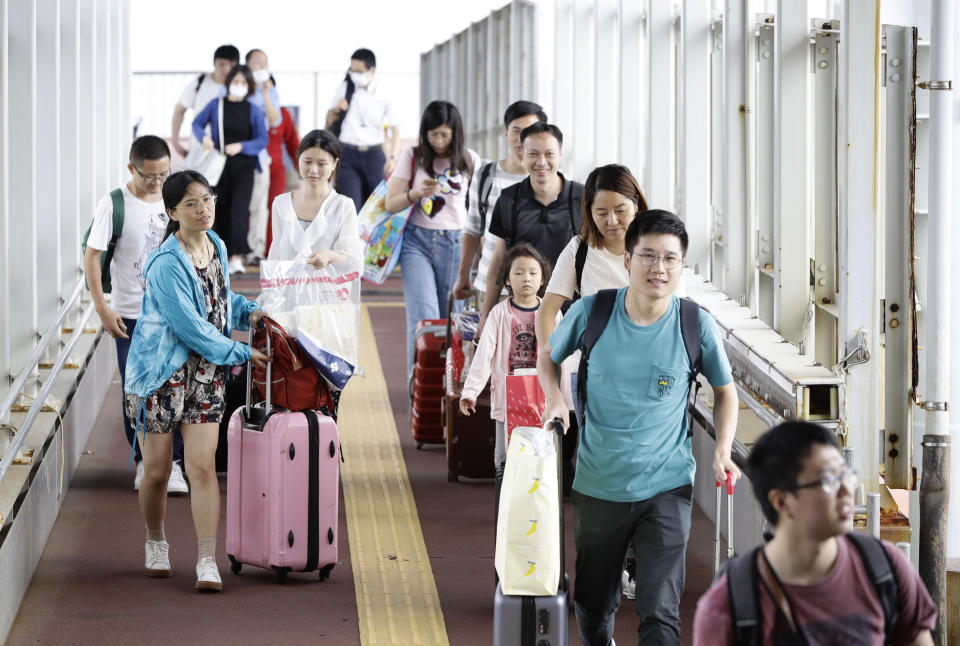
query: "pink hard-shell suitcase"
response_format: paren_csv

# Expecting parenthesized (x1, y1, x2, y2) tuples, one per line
(226, 327, 340, 583)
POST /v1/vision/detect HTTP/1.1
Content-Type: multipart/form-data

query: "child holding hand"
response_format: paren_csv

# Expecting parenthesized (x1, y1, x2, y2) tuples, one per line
(460, 243, 555, 480)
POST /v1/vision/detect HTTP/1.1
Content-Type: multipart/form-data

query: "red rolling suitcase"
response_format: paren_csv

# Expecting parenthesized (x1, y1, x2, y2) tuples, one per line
(225, 328, 340, 583)
(410, 319, 447, 448)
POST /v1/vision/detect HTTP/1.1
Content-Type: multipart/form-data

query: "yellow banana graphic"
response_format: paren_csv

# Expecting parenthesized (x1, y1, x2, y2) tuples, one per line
(526, 520, 537, 536)
(528, 478, 540, 493)
(524, 562, 535, 577)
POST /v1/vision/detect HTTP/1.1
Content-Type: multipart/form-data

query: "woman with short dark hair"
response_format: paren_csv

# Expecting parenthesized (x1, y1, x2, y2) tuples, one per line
(192, 64, 268, 275)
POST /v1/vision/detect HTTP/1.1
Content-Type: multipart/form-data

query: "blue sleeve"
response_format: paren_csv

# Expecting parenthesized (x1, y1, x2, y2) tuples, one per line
(549, 295, 592, 364)
(192, 98, 217, 142)
(230, 291, 260, 331)
(241, 103, 269, 156)
(147, 258, 252, 366)
(699, 311, 733, 387)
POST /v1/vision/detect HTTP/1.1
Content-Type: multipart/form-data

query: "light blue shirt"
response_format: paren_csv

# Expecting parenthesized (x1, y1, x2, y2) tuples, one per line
(549, 289, 732, 502)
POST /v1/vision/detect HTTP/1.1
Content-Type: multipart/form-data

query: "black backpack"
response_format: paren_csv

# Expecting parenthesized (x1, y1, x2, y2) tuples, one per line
(574, 236, 589, 295)
(575, 289, 702, 431)
(725, 533, 900, 645)
(329, 75, 356, 138)
(472, 161, 496, 231)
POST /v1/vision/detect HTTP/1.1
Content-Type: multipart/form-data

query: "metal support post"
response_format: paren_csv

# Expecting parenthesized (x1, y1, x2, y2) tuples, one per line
(646, 0, 675, 209)
(755, 20, 775, 326)
(882, 25, 918, 490)
(919, 435, 950, 644)
(867, 492, 880, 539)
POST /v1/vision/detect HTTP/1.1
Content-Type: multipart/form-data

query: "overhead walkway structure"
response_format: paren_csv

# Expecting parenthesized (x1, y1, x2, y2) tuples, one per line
(1, 0, 959, 644)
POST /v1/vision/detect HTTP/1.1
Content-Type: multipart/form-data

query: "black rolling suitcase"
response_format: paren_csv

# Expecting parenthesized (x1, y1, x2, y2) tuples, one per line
(492, 419, 569, 646)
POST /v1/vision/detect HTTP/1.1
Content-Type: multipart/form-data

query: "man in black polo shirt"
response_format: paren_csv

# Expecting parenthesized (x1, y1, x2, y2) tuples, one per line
(480, 122, 584, 326)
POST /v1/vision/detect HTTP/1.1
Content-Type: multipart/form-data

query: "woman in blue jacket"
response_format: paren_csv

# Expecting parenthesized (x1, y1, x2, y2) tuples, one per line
(192, 64, 269, 275)
(124, 170, 269, 592)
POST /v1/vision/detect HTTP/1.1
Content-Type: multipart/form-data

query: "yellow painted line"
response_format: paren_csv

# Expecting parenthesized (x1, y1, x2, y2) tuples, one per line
(363, 301, 407, 308)
(338, 305, 449, 646)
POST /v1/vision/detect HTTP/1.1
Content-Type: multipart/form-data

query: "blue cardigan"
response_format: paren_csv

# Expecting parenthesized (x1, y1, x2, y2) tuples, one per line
(192, 97, 269, 171)
(124, 231, 259, 399)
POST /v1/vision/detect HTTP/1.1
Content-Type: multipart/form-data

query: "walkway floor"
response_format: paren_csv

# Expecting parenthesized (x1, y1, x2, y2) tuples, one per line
(7, 273, 722, 646)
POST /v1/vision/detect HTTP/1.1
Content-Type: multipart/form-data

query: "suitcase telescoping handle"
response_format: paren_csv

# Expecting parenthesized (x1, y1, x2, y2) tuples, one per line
(713, 472, 735, 579)
(245, 321, 272, 415)
(547, 417, 566, 589)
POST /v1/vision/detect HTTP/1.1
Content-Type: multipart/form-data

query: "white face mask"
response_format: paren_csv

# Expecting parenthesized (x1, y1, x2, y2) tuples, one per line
(349, 71, 371, 87)
(252, 69, 270, 84)
(228, 84, 248, 98)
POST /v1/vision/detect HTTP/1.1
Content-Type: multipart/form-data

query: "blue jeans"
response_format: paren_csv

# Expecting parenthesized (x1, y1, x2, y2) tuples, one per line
(116, 318, 184, 465)
(400, 223, 464, 375)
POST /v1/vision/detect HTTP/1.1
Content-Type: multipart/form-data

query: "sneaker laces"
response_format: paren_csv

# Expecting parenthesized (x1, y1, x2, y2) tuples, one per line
(196, 556, 220, 581)
(146, 541, 169, 567)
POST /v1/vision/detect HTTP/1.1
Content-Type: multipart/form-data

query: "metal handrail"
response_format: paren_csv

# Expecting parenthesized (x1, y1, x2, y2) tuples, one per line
(0, 280, 94, 485)
(0, 279, 85, 423)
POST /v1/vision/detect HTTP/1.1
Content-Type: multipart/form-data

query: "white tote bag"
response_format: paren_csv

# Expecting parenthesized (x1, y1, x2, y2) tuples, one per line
(184, 99, 227, 186)
(494, 425, 561, 596)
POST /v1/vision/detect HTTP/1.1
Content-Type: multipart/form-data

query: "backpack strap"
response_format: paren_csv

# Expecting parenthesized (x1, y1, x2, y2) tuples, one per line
(725, 547, 763, 646)
(567, 182, 578, 237)
(846, 533, 900, 643)
(575, 289, 618, 430)
(509, 180, 523, 243)
(195, 72, 205, 93)
(574, 236, 589, 295)
(99, 188, 125, 293)
(476, 161, 496, 232)
(679, 297, 702, 437)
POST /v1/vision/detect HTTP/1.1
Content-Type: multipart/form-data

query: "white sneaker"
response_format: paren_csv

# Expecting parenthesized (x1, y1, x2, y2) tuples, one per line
(228, 257, 246, 275)
(167, 462, 189, 494)
(621, 568, 636, 600)
(133, 461, 145, 491)
(195, 556, 223, 591)
(145, 540, 172, 577)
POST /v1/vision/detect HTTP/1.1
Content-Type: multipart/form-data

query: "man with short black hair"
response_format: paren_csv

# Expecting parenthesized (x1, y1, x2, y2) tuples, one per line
(453, 100, 547, 305)
(539, 210, 740, 645)
(694, 421, 936, 645)
(171, 44, 240, 159)
(325, 48, 399, 210)
(83, 135, 188, 494)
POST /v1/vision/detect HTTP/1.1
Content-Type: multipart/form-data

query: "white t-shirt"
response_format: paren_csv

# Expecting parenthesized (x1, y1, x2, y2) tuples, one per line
(465, 161, 526, 292)
(178, 73, 223, 153)
(86, 184, 169, 319)
(329, 80, 396, 147)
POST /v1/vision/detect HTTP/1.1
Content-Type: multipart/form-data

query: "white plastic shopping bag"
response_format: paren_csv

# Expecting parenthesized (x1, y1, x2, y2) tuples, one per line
(494, 425, 561, 596)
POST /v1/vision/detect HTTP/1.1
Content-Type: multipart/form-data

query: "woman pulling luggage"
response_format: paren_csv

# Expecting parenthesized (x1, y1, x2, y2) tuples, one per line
(124, 170, 270, 592)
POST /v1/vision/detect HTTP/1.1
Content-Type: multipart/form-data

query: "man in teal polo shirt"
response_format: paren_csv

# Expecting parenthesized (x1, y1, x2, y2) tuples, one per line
(538, 210, 741, 645)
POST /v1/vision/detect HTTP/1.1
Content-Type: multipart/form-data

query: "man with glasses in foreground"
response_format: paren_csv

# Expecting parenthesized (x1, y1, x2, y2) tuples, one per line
(83, 135, 188, 494)
(539, 210, 741, 645)
(694, 421, 936, 645)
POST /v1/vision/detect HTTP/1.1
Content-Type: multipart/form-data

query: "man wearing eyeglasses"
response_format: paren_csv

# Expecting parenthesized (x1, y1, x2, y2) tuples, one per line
(693, 421, 936, 645)
(83, 135, 189, 495)
(539, 210, 740, 645)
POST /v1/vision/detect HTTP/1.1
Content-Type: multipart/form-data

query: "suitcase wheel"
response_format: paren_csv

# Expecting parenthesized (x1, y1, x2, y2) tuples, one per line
(228, 554, 241, 575)
(448, 471, 458, 483)
(318, 563, 334, 581)
(272, 566, 291, 584)
(415, 441, 423, 450)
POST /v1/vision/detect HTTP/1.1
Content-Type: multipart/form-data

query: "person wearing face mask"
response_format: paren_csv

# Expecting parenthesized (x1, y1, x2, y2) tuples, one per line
(243, 48, 282, 264)
(192, 64, 268, 275)
(172, 44, 240, 161)
(325, 48, 400, 211)
(267, 129, 362, 274)
(384, 100, 480, 378)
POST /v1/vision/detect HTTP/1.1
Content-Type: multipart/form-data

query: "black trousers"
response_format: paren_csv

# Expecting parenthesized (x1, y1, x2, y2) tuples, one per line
(214, 155, 256, 257)
(339, 144, 386, 212)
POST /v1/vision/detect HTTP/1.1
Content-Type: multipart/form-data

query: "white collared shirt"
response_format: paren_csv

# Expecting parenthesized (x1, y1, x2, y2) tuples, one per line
(267, 190, 363, 275)
(329, 79, 396, 147)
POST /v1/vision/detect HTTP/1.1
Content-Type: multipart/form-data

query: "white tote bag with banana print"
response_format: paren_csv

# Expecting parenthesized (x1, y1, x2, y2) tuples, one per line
(494, 425, 561, 596)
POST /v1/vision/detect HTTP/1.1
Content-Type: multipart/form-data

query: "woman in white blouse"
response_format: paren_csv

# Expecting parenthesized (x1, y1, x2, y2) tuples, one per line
(267, 129, 362, 272)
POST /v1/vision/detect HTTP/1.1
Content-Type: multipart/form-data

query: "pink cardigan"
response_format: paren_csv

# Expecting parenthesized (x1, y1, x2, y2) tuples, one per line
(461, 299, 573, 422)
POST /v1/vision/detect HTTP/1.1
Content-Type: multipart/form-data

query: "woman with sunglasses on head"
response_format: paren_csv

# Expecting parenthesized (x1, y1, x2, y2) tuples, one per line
(123, 170, 270, 593)
(384, 100, 480, 377)
(192, 64, 269, 275)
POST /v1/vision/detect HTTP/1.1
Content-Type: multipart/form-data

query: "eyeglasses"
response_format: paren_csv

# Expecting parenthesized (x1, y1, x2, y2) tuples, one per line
(175, 195, 217, 211)
(133, 167, 170, 183)
(632, 252, 683, 271)
(791, 467, 858, 495)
